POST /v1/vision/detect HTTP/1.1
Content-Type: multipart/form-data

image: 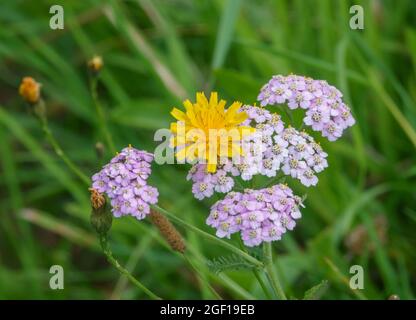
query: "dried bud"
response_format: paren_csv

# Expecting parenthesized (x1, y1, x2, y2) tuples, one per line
(89, 188, 106, 210)
(88, 55, 103, 74)
(149, 209, 186, 253)
(89, 188, 112, 235)
(19, 77, 41, 104)
(388, 294, 400, 300)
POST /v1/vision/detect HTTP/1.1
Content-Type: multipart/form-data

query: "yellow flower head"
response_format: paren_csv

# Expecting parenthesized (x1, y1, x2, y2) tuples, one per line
(88, 55, 103, 73)
(170, 92, 255, 173)
(19, 77, 41, 104)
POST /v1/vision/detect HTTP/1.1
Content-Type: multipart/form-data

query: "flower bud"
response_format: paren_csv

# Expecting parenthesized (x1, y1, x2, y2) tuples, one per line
(19, 77, 41, 104)
(388, 294, 400, 300)
(88, 55, 103, 74)
(89, 188, 106, 210)
(89, 188, 112, 235)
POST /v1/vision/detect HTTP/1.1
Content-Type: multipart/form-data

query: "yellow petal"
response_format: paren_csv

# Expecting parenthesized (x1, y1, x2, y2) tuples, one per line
(171, 108, 187, 121)
(183, 99, 193, 112)
(209, 92, 218, 107)
(170, 122, 177, 133)
(239, 126, 256, 136)
(216, 99, 226, 114)
(175, 146, 189, 161)
(227, 111, 248, 125)
(196, 92, 208, 107)
(226, 101, 242, 115)
(186, 108, 200, 128)
(206, 163, 217, 173)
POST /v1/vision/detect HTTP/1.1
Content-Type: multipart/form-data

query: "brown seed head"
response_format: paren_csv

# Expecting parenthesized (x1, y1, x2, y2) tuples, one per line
(149, 209, 186, 253)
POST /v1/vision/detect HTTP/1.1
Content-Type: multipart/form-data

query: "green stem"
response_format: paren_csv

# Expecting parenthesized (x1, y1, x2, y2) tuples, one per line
(99, 233, 162, 300)
(36, 101, 90, 186)
(183, 253, 223, 300)
(263, 242, 287, 300)
(90, 77, 116, 154)
(253, 268, 273, 300)
(152, 204, 264, 268)
(237, 237, 273, 299)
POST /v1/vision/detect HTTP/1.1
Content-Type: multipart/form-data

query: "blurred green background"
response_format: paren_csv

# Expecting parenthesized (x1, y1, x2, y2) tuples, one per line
(0, 0, 415, 299)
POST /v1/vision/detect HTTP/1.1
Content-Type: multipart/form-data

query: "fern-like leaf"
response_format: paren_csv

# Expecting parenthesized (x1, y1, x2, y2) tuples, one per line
(246, 247, 263, 261)
(206, 254, 260, 274)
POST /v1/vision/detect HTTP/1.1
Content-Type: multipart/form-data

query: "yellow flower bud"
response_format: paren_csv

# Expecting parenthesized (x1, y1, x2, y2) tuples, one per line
(19, 77, 41, 104)
(88, 55, 103, 73)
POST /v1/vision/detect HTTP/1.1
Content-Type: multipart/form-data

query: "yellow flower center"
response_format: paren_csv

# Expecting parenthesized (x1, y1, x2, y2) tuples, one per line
(169, 92, 255, 172)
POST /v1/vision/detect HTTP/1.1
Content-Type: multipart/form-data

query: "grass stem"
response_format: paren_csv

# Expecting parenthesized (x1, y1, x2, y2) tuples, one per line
(37, 100, 90, 186)
(90, 77, 117, 154)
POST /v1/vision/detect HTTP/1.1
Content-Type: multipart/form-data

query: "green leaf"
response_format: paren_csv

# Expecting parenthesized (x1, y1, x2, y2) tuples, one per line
(206, 254, 259, 274)
(211, 0, 243, 70)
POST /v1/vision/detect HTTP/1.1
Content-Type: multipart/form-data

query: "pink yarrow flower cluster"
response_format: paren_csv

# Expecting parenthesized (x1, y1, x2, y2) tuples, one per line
(257, 74, 355, 141)
(241, 105, 328, 186)
(91, 146, 159, 220)
(207, 184, 303, 247)
(187, 105, 328, 200)
(172, 74, 355, 246)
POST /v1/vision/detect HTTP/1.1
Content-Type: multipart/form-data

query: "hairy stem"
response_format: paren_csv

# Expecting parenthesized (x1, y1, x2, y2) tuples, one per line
(152, 204, 264, 268)
(90, 77, 116, 154)
(253, 268, 274, 300)
(263, 242, 287, 300)
(99, 233, 162, 300)
(237, 237, 273, 299)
